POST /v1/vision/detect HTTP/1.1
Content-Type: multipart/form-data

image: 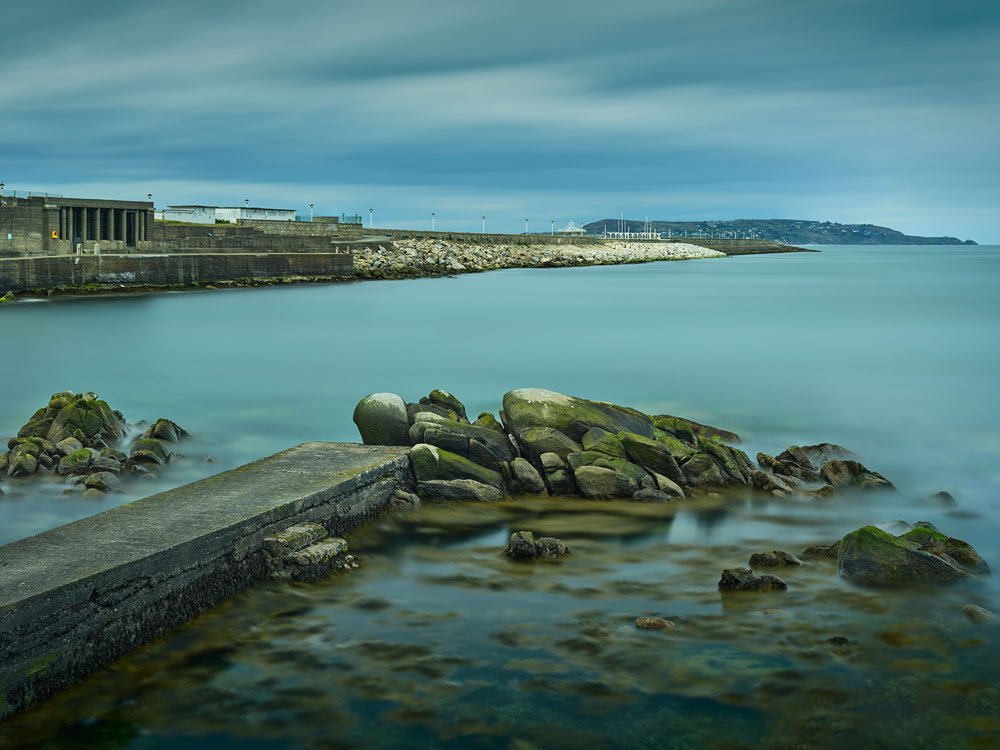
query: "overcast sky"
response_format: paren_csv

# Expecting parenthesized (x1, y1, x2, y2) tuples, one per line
(2, 0, 997, 240)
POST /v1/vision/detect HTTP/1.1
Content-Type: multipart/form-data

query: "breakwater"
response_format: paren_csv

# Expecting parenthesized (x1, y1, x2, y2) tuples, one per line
(0, 442, 410, 719)
(353, 239, 727, 278)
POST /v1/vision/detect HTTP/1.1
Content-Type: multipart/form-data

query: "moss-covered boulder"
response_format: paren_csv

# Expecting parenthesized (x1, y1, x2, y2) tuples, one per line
(408, 413, 514, 470)
(409, 443, 503, 488)
(143, 418, 188, 443)
(618, 431, 686, 485)
(418, 389, 468, 422)
(653, 414, 740, 445)
(502, 388, 654, 442)
(0, 291, 17, 304)
(680, 452, 727, 486)
(900, 526, 990, 574)
(581, 427, 628, 459)
(820, 460, 893, 491)
(509, 457, 547, 495)
(518, 427, 582, 463)
(838, 525, 978, 584)
(353, 392, 410, 446)
(6, 449, 38, 478)
(653, 432, 695, 459)
(473, 412, 505, 433)
(129, 438, 169, 465)
(573, 465, 638, 498)
(417, 479, 503, 503)
(57, 448, 95, 476)
(718, 567, 787, 592)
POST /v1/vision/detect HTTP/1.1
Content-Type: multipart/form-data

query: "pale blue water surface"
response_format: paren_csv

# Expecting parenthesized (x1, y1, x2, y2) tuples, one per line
(1, 245, 999, 748)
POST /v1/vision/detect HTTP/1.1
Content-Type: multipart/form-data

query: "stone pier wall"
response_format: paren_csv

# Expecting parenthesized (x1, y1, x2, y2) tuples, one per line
(0, 443, 412, 720)
(0, 252, 353, 292)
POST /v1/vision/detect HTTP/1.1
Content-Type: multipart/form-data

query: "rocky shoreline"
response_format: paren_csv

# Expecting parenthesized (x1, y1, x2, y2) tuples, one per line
(354, 387, 993, 598)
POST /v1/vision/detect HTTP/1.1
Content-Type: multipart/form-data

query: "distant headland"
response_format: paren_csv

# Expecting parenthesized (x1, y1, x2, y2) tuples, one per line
(584, 218, 976, 245)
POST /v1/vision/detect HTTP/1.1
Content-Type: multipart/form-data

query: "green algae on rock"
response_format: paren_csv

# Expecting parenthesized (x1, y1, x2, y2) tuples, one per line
(838, 524, 988, 584)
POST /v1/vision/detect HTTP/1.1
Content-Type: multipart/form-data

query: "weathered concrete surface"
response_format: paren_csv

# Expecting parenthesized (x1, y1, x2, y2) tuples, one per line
(0, 442, 410, 719)
(0, 252, 353, 293)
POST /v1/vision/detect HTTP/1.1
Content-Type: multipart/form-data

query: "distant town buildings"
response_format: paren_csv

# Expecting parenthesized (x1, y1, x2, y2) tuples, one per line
(156, 205, 296, 224)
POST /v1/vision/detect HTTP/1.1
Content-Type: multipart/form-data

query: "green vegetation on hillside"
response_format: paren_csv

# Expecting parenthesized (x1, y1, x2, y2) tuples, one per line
(583, 218, 975, 245)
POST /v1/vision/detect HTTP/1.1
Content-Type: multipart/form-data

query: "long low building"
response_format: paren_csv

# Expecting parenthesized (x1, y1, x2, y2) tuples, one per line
(1, 196, 154, 257)
(158, 205, 296, 224)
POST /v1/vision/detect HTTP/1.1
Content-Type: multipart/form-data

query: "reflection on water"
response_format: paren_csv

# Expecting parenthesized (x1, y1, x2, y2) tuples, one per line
(3, 494, 997, 749)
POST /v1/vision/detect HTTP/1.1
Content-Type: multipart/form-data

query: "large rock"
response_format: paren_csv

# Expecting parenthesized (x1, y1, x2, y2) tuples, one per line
(417, 479, 503, 503)
(899, 525, 990, 574)
(409, 443, 503, 488)
(509, 457, 547, 495)
(502, 388, 654, 442)
(581, 427, 627, 459)
(353, 393, 410, 446)
(820, 460, 893, 491)
(518, 427, 581, 463)
(6, 449, 38, 477)
(653, 414, 740, 445)
(618, 432, 686, 485)
(573, 465, 637, 498)
(418, 389, 468, 422)
(57, 448, 95, 476)
(680, 453, 727, 486)
(409, 414, 514, 470)
(838, 525, 979, 584)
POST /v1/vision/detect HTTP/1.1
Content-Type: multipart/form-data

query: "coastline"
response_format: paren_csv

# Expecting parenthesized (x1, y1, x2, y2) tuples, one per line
(1, 238, 814, 300)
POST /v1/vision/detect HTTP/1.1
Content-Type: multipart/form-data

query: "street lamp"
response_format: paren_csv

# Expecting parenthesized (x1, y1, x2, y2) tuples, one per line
(310, 203, 314, 221)
(525, 218, 528, 235)
(147, 193, 152, 203)
(245, 199, 249, 207)
(482, 216, 486, 233)
(550, 219, 554, 236)
(431, 212, 435, 231)
(369, 208, 373, 228)
(0, 183, 5, 197)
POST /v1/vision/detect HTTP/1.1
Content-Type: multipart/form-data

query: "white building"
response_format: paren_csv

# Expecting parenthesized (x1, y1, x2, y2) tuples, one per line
(557, 220, 587, 236)
(157, 205, 296, 224)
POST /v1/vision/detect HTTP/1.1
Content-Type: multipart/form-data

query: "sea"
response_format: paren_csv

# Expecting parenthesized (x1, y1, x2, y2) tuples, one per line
(1, 245, 998, 748)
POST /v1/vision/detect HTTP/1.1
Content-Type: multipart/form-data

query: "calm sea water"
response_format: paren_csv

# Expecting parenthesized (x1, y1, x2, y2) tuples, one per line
(1, 245, 999, 747)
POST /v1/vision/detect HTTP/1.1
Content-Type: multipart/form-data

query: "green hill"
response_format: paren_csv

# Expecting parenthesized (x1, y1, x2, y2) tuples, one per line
(583, 219, 975, 245)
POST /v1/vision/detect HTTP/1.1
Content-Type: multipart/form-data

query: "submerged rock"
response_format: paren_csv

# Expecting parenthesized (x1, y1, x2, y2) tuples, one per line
(749, 550, 803, 567)
(820, 460, 894, 492)
(635, 617, 674, 631)
(802, 541, 841, 559)
(504, 530, 571, 559)
(718, 567, 788, 592)
(964, 604, 996, 624)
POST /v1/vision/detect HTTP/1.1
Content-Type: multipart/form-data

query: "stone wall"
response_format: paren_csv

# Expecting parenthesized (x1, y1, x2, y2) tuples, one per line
(374, 228, 602, 245)
(0, 199, 60, 258)
(0, 252, 353, 292)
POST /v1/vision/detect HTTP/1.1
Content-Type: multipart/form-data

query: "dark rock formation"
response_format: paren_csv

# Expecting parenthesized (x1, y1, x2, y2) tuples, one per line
(718, 567, 788, 592)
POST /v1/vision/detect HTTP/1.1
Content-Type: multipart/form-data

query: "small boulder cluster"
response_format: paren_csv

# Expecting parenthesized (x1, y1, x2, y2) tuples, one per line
(504, 530, 571, 560)
(753, 444, 893, 498)
(0, 391, 188, 498)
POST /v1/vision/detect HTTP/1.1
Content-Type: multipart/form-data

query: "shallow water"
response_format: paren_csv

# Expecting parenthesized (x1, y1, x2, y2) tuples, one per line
(1, 245, 999, 746)
(2, 495, 998, 749)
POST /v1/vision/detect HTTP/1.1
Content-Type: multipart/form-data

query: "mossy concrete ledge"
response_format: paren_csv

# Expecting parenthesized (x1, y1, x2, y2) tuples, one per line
(0, 441, 411, 719)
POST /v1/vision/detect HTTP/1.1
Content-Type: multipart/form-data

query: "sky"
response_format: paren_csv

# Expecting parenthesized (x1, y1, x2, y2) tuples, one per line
(2, 0, 998, 241)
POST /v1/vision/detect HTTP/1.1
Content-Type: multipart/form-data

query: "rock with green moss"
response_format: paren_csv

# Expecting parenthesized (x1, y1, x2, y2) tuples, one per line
(417, 479, 503, 503)
(143, 418, 188, 443)
(57, 448, 95, 476)
(409, 443, 503, 488)
(0, 291, 16, 303)
(419, 389, 468, 422)
(680, 452, 727, 486)
(590, 457, 648, 485)
(618, 431, 686, 485)
(353, 392, 410, 446)
(129, 438, 170, 466)
(653, 414, 740, 445)
(899, 525, 990, 574)
(502, 388, 654, 442)
(473, 412, 505, 433)
(700, 439, 752, 484)
(409, 414, 514, 470)
(653, 432, 695, 459)
(518, 427, 582, 463)
(581, 427, 628, 459)
(509, 457, 547, 495)
(573, 465, 638, 498)
(718, 567, 787, 592)
(820, 460, 893, 491)
(6, 449, 38, 477)
(838, 525, 980, 584)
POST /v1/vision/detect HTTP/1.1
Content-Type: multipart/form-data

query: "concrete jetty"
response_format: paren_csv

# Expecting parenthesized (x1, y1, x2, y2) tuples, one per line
(0, 442, 411, 719)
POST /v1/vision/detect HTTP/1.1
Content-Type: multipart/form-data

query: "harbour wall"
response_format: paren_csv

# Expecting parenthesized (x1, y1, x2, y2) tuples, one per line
(0, 252, 353, 293)
(0, 442, 412, 720)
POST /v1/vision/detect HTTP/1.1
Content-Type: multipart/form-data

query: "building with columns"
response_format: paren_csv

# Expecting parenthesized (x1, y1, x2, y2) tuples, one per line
(0, 195, 153, 257)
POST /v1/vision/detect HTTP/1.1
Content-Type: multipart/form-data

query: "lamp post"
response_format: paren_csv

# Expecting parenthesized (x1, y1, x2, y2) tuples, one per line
(482, 216, 486, 233)
(431, 212, 435, 231)
(1, 183, 5, 197)
(525, 218, 528, 235)
(550, 219, 554, 236)
(369, 208, 373, 228)
(147, 193, 152, 203)
(309, 204, 314, 221)
(245, 199, 249, 207)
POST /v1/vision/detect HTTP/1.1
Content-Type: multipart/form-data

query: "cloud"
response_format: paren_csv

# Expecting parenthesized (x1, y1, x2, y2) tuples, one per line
(1, 0, 998, 240)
